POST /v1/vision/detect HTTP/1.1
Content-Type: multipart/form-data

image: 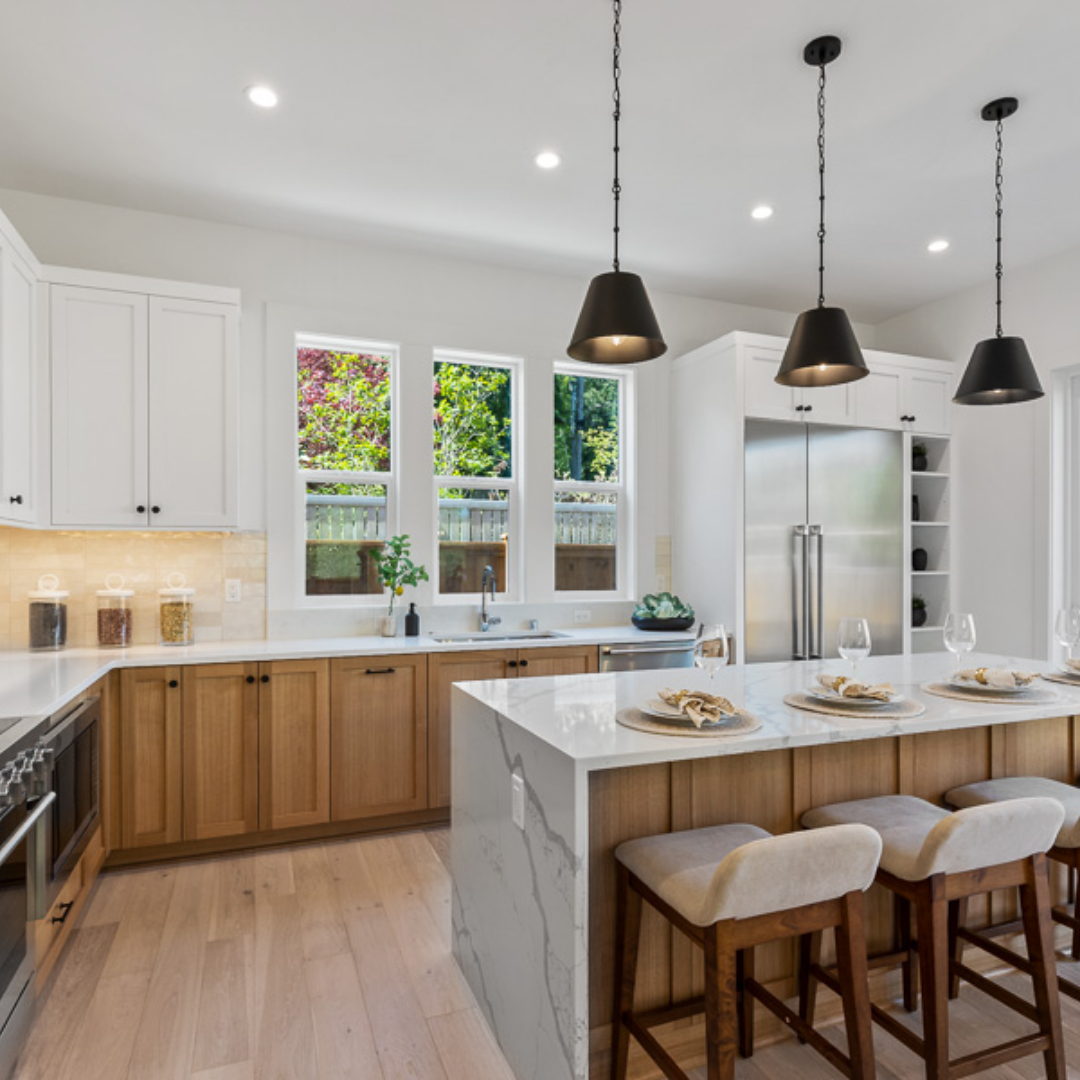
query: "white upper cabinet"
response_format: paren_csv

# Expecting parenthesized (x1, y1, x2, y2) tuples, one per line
(51, 283, 239, 529)
(854, 359, 905, 431)
(0, 246, 38, 524)
(857, 351, 953, 436)
(906, 368, 953, 436)
(743, 341, 856, 426)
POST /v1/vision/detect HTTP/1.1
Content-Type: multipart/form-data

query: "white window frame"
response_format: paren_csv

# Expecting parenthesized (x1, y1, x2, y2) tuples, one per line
(433, 348, 523, 603)
(296, 332, 400, 608)
(553, 360, 634, 600)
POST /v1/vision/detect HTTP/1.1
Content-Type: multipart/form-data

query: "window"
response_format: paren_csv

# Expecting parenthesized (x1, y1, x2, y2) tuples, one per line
(297, 336, 394, 596)
(554, 367, 625, 592)
(434, 353, 518, 595)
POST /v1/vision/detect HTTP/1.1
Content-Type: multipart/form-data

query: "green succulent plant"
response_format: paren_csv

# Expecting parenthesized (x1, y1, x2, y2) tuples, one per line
(633, 592, 695, 621)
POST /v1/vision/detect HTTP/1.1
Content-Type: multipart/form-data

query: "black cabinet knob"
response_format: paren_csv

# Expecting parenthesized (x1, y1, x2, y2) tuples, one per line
(519, 659, 529, 668)
(794, 404, 804, 412)
(168, 679, 179, 689)
(137, 505, 146, 513)
(151, 506, 161, 514)
(507, 660, 518, 669)
(261, 674, 270, 683)
(9, 495, 22, 505)
(246, 675, 255, 684)
(803, 405, 813, 413)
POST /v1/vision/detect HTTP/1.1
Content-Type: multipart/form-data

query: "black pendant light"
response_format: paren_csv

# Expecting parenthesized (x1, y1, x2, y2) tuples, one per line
(776, 36, 868, 388)
(567, 0, 665, 365)
(953, 98, 1043, 405)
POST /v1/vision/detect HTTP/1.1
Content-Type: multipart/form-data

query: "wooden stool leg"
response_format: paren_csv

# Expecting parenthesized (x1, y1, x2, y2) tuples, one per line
(1070, 852, 1080, 962)
(947, 896, 968, 1000)
(736, 947, 755, 1059)
(914, 876, 951, 1080)
(833, 891, 876, 1080)
(797, 930, 823, 1039)
(611, 865, 643, 1080)
(894, 893, 918, 1012)
(705, 922, 738, 1080)
(1020, 854, 1067, 1080)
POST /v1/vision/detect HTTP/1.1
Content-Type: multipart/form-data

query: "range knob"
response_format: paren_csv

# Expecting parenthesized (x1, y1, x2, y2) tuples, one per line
(31, 746, 52, 778)
(0, 776, 21, 807)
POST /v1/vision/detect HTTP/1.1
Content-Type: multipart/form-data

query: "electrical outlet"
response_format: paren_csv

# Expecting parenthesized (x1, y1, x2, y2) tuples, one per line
(511, 771, 525, 830)
(225, 579, 242, 603)
(573, 609, 592, 624)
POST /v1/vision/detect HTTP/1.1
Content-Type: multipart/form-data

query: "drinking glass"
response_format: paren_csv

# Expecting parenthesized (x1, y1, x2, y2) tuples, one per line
(1055, 607, 1080, 661)
(943, 612, 977, 670)
(694, 624, 729, 680)
(837, 618, 871, 675)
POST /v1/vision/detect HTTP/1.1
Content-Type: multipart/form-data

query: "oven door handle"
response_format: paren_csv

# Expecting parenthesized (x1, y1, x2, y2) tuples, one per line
(0, 793, 55, 870)
(1, 792, 55, 921)
(44, 697, 98, 743)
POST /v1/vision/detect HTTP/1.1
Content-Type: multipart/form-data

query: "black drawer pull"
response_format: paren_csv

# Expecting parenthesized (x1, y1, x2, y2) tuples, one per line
(151, 506, 161, 514)
(365, 668, 396, 675)
(261, 674, 270, 683)
(51, 901, 75, 926)
(9, 495, 22, 505)
(507, 660, 518, 668)
(168, 679, 179, 689)
(803, 404, 813, 413)
(246, 675, 255, 684)
(519, 659, 529, 668)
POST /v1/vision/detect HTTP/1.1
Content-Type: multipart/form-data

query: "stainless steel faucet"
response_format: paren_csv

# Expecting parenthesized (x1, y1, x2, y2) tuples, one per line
(480, 565, 501, 632)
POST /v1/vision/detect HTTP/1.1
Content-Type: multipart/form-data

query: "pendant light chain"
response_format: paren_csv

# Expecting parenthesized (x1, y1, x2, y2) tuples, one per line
(994, 117, 1005, 337)
(611, 0, 622, 273)
(816, 63, 827, 308)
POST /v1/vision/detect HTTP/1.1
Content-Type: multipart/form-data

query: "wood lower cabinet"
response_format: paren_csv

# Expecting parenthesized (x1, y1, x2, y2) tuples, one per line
(331, 654, 427, 820)
(119, 666, 183, 849)
(182, 662, 259, 840)
(516, 644, 598, 679)
(258, 659, 330, 831)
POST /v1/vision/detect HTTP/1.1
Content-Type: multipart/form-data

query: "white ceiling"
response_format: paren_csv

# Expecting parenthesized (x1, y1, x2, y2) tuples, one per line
(1, 1, 1078, 323)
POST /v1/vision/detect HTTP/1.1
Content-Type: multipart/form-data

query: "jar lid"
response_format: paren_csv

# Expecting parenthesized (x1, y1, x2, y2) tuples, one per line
(97, 572, 134, 599)
(159, 571, 195, 598)
(29, 573, 69, 600)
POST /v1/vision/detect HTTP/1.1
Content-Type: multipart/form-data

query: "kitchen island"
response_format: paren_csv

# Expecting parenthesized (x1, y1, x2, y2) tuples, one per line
(450, 653, 1080, 1080)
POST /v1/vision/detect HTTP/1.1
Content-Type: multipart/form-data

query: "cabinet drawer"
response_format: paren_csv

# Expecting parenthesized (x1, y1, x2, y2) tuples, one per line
(34, 859, 84, 972)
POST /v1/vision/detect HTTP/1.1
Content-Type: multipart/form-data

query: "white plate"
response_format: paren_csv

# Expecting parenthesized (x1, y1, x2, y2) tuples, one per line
(640, 697, 739, 725)
(806, 686, 899, 707)
(948, 674, 1033, 694)
(1060, 665, 1080, 678)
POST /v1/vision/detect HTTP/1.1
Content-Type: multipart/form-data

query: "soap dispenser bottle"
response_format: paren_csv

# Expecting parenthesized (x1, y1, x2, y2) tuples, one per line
(405, 602, 420, 637)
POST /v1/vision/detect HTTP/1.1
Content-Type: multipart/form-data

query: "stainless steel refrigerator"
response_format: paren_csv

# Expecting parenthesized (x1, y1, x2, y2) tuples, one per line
(744, 420, 904, 662)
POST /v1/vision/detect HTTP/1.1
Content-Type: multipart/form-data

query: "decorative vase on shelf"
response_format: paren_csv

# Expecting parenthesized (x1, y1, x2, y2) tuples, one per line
(912, 548, 928, 572)
(912, 495, 920, 522)
(380, 614, 398, 638)
(912, 444, 929, 472)
(912, 606, 928, 628)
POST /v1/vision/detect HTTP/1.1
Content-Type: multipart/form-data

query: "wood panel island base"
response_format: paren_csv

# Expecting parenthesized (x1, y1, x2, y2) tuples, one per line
(449, 654, 1080, 1080)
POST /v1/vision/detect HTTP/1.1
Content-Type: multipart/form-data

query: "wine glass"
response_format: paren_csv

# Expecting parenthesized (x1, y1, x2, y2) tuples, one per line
(1055, 607, 1080, 663)
(837, 618, 871, 676)
(694, 624, 729, 680)
(943, 612, 977, 670)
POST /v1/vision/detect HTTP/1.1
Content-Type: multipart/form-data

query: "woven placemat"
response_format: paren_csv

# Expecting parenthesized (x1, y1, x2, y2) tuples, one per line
(784, 692, 926, 719)
(921, 682, 1058, 705)
(616, 707, 762, 738)
(1040, 672, 1080, 689)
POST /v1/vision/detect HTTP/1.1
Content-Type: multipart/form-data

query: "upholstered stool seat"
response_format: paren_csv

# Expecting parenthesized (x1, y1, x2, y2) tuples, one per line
(947, 776, 1080, 988)
(611, 822, 883, 1080)
(800, 794, 1067, 1080)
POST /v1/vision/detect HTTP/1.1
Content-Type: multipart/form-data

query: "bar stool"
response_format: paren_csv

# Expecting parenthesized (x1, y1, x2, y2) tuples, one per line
(801, 794, 1067, 1080)
(611, 821, 883, 1080)
(946, 777, 1080, 1001)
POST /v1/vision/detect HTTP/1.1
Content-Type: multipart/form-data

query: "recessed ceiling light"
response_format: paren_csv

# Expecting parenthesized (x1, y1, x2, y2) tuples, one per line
(535, 151, 561, 170)
(751, 205, 774, 220)
(927, 239, 950, 253)
(245, 85, 279, 109)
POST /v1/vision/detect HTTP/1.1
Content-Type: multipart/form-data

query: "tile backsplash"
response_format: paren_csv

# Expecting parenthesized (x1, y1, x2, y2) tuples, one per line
(0, 527, 266, 650)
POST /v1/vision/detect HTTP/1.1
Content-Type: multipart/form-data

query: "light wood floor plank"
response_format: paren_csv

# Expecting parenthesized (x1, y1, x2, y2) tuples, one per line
(189, 1063, 255, 1080)
(100, 866, 177, 979)
(326, 838, 382, 915)
(208, 854, 256, 941)
(394, 830, 453, 949)
(428, 1006, 515, 1080)
(253, 849, 295, 899)
(79, 868, 134, 927)
(304, 952, 383, 1080)
(292, 844, 350, 961)
(191, 937, 249, 1074)
(59, 971, 151, 1080)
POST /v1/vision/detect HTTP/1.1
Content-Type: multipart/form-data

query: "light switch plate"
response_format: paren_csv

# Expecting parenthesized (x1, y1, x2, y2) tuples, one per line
(511, 771, 525, 830)
(225, 579, 242, 603)
(573, 609, 591, 624)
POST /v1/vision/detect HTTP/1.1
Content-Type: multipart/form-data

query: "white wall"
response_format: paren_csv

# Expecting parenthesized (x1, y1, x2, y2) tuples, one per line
(0, 187, 841, 633)
(876, 244, 1080, 658)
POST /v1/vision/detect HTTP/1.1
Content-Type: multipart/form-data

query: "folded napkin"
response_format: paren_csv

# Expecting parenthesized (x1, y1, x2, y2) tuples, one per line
(1065, 658, 1080, 673)
(816, 675, 895, 702)
(658, 688, 737, 728)
(956, 667, 1037, 689)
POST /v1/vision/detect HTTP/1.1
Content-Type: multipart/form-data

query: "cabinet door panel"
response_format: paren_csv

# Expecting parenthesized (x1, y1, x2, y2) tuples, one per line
(119, 666, 182, 849)
(0, 249, 36, 522)
(517, 645, 598, 678)
(801, 382, 854, 426)
(259, 659, 330, 831)
(148, 297, 239, 528)
(51, 286, 149, 526)
(182, 663, 258, 840)
(743, 347, 796, 420)
(331, 655, 427, 821)
(428, 651, 512, 810)
(854, 361, 904, 431)
(908, 370, 952, 436)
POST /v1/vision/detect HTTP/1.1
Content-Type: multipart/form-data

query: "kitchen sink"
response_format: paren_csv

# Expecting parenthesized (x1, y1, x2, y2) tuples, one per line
(431, 630, 570, 644)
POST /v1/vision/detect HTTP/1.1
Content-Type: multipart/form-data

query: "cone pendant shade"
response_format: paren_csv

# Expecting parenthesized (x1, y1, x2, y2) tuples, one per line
(776, 307, 868, 387)
(953, 336, 1044, 405)
(567, 271, 666, 365)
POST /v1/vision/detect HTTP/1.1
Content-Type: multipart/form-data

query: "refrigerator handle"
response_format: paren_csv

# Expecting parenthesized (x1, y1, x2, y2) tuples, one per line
(809, 525, 824, 659)
(793, 525, 809, 660)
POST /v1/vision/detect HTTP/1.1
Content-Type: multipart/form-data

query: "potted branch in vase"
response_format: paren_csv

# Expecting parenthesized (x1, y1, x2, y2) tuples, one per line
(372, 535, 429, 637)
(912, 595, 928, 628)
(912, 443, 929, 472)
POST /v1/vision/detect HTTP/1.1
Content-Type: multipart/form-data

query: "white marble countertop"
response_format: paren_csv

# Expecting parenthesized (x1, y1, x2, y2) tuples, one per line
(454, 652, 1080, 772)
(0, 625, 692, 728)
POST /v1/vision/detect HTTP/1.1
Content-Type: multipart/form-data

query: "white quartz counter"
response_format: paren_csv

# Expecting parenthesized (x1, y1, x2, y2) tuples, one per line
(455, 652, 1080, 772)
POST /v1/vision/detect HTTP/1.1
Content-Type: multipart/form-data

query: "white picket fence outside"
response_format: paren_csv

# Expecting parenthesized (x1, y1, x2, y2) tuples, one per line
(305, 494, 616, 545)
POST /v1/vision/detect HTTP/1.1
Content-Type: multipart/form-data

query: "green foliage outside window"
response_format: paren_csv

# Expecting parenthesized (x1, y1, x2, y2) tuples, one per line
(554, 374, 619, 483)
(433, 361, 512, 492)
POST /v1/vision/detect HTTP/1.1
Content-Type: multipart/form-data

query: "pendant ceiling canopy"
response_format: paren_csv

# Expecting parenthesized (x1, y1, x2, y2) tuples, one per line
(954, 97, 1044, 406)
(567, 0, 665, 366)
(776, 35, 868, 389)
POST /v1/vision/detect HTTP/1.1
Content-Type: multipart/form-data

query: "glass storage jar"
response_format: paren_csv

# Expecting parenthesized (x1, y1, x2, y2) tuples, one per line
(159, 573, 195, 646)
(97, 574, 134, 647)
(29, 574, 68, 651)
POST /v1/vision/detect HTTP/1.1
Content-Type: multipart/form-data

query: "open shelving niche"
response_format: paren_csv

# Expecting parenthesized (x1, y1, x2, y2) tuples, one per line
(908, 436, 952, 653)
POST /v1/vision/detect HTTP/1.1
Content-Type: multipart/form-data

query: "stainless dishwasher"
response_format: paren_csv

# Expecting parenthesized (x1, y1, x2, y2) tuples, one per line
(599, 640, 696, 672)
